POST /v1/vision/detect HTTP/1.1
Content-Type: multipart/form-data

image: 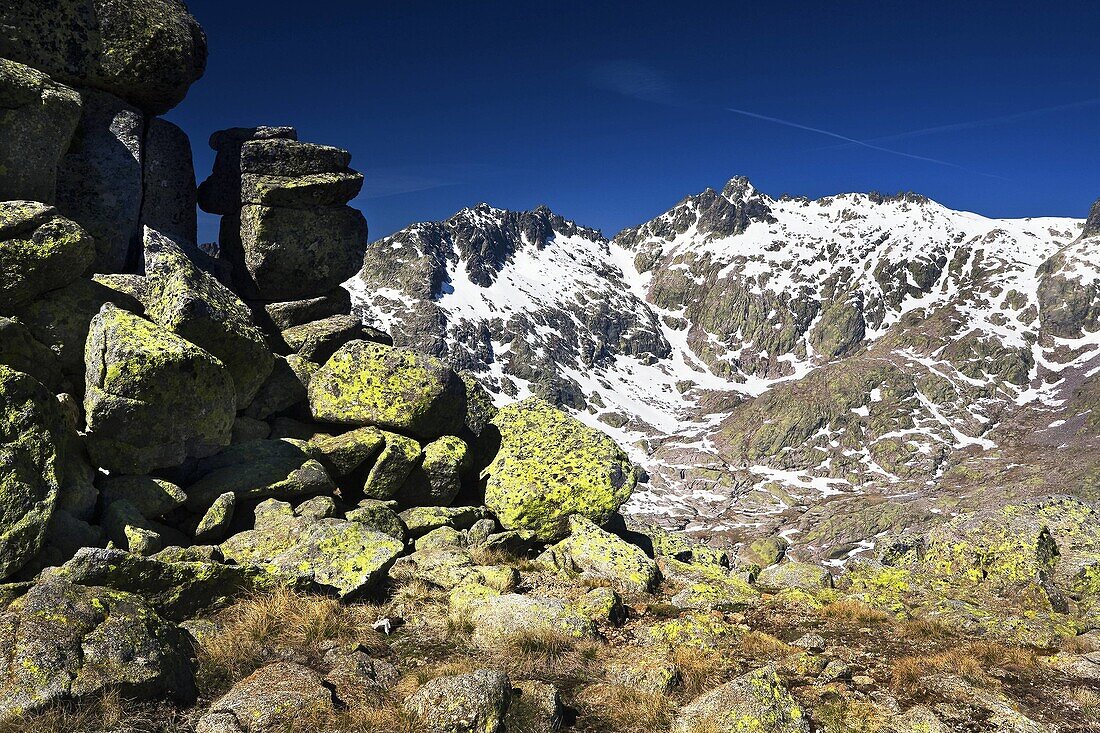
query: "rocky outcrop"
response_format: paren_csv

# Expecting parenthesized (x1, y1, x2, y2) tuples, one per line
(200, 127, 367, 301)
(0, 579, 195, 721)
(0, 59, 82, 203)
(0, 0, 207, 115)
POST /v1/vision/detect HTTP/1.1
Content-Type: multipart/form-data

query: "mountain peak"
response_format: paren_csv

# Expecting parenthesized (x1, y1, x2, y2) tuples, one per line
(1083, 198, 1100, 239)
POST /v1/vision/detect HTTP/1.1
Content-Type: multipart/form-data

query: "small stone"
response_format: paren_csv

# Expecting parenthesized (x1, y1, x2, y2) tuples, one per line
(792, 632, 827, 653)
(194, 492, 235, 544)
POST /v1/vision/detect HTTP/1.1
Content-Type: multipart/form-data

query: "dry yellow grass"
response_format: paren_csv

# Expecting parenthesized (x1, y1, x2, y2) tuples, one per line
(467, 545, 543, 572)
(898, 616, 954, 640)
(0, 691, 195, 733)
(821, 599, 891, 624)
(740, 629, 793, 659)
(574, 683, 673, 733)
(196, 588, 385, 693)
(669, 645, 734, 697)
(1072, 687, 1100, 721)
(493, 627, 604, 680)
(890, 641, 1040, 693)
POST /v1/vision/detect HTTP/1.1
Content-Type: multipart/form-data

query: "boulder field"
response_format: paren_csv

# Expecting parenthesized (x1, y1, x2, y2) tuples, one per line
(1, 2, 1099, 733)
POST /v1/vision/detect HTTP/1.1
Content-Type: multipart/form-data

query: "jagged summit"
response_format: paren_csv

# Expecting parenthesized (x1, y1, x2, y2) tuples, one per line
(1083, 197, 1100, 239)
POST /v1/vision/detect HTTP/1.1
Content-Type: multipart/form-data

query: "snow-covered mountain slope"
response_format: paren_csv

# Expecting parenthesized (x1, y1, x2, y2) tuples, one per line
(349, 179, 1100, 561)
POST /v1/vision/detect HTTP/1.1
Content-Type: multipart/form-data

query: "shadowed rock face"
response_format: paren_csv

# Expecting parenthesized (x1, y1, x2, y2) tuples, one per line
(0, 0, 207, 115)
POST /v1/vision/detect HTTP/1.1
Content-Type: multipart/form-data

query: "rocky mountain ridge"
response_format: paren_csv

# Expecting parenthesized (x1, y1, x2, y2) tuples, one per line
(351, 181, 1099, 562)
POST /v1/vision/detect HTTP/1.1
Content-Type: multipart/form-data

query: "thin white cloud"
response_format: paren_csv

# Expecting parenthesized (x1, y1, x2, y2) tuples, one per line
(589, 60, 677, 106)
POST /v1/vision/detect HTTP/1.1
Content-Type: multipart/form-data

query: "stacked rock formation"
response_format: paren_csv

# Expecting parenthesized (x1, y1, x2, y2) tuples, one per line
(0, 0, 205, 272)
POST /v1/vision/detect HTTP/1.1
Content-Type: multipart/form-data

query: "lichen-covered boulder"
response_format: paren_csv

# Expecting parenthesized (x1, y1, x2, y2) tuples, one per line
(482, 398, 636, 541)
(143, 229, 274, 406)
(224, 204, 367, 300)
(0, 0, 207, 115)
(465, 593, 595, 646)
(184, 439, 336, 510)
(539, 515, 660, 593)
(194, 492, 235, 544)
(756, 561, 833, 592)
(83, 304, 235, 473)
(671, 667, 808, 733)
(0, 202, 94, 311)
(307, 426, 385, 477)
(920, 505, 1060, 596)
(395, 435, 470, 507)
(663, 557, 759, 611)
(404, 669, 511, 733)
(10, 277, 142, 380)
(195, 662, 333, 733)
(0, 58, 82, 203)
(309, 340, 466, 439)
(49, 546, 266, 621)
(243, 354, 315, 420)
(0, 317, 62, 390)
(140, 118, 197, 245)
(643, 612, 744, 650)
(55, 88, 144, 273)
(0, 578, 195, 722)
(219, 501, 403, 599)
(281, 314, 374, 364)
(0, 366, 65, 579)
(241, 170, 364, 208)
(345, 499, 407, 542)
(400, 505, 491, 539)
(505, 679, 563, 733)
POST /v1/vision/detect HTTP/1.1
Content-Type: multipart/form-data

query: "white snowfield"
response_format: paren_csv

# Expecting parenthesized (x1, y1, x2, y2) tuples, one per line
(349, 179, 1098, 546)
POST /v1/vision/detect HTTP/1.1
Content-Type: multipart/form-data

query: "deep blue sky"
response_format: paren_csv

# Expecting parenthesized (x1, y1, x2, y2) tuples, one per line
(171, 1, 1100, 244)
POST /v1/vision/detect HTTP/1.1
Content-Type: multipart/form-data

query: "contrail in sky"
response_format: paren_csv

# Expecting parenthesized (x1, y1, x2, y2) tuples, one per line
(821, 97, 1100, 147)
(726, 106, 1010, 180)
